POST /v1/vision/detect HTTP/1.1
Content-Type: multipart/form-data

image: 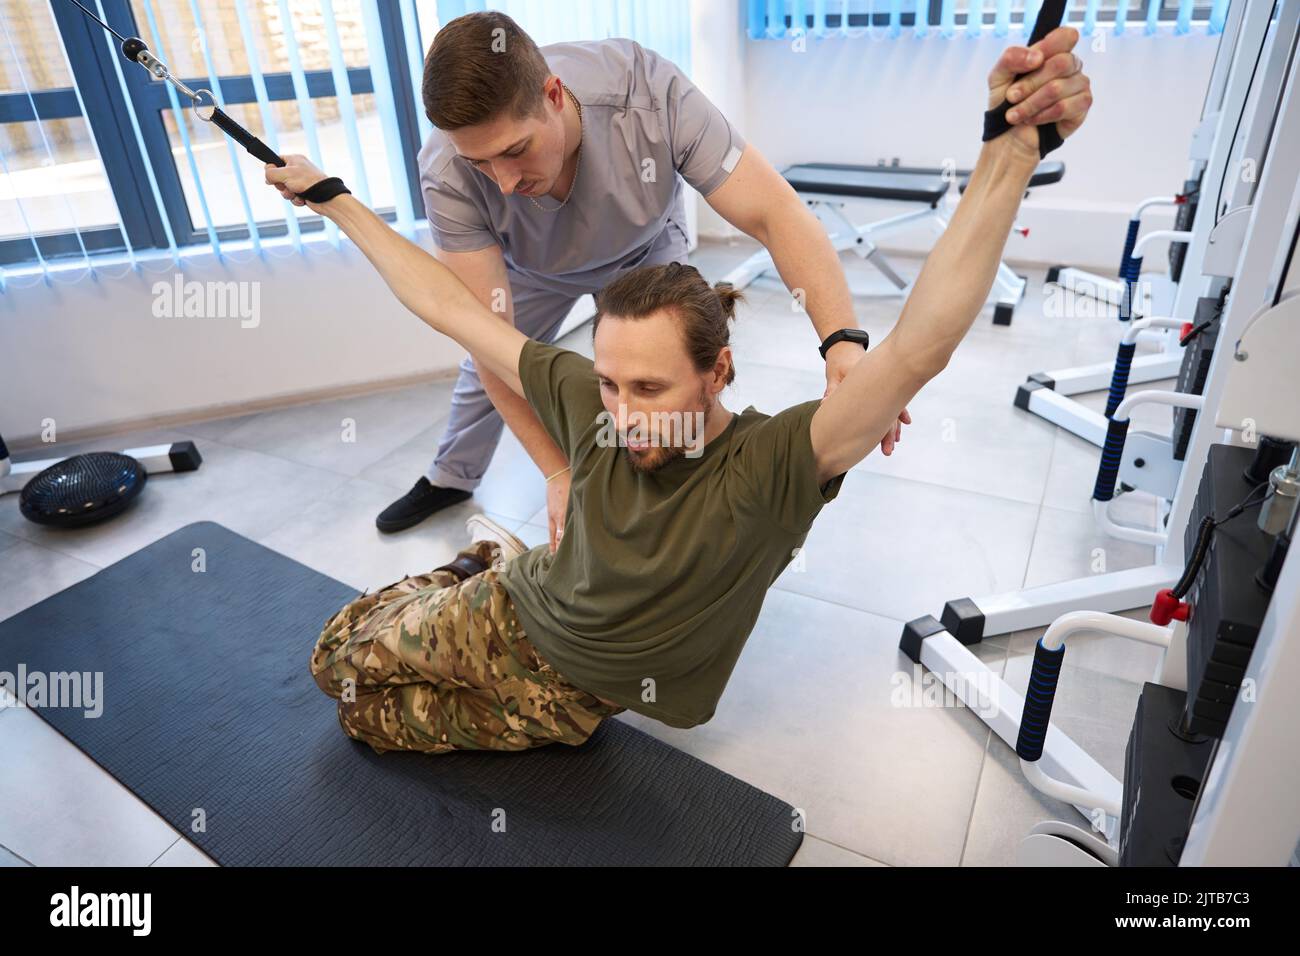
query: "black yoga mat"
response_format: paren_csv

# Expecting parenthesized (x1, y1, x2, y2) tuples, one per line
(0, 522, 803, 866)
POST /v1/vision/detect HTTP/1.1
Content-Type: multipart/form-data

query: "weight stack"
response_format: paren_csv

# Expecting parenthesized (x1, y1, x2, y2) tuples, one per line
(1167, 175, 1201, 285)
(1119, 683, 1214, 866)
(1183, 443, 1275, 737)
(1172, 296, 1222, 461)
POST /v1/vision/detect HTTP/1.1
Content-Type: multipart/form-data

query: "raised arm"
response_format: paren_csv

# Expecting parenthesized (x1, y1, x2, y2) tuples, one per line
(265, 156, 527, 396)
(810, 27, 1091, 484)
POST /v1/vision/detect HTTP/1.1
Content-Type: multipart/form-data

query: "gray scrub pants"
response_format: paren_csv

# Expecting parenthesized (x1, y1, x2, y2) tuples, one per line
(427, 227, 690, 491)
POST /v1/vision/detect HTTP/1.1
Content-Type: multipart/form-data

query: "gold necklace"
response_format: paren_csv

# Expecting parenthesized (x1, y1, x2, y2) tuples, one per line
(529, 83, 582, 213)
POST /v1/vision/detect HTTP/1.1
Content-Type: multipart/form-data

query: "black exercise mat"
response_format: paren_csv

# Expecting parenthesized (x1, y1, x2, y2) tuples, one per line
(0, 521, 802, 866)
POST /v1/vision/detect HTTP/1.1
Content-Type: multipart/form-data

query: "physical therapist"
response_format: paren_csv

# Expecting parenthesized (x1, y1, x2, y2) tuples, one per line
(377, 10, 908, 546)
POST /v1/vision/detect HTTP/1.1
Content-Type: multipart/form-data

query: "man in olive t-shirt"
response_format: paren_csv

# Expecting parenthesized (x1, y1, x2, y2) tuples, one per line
(502, 335, 844, 728)
(277, 22, 1093, 754)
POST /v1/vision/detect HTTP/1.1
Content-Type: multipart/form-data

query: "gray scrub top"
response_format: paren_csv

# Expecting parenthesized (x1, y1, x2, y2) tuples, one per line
(416, 38, 747, 297)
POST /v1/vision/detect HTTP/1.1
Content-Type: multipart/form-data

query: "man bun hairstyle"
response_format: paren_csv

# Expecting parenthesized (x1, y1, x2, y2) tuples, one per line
(713, 280, 743, 325)
(422, 12, 550, 130)
(593, 262, 745, 386)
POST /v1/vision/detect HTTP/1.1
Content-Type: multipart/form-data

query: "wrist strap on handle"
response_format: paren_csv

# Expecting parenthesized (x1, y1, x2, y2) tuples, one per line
(982, 0, 1068, 158)
(298, 177, 352, 204)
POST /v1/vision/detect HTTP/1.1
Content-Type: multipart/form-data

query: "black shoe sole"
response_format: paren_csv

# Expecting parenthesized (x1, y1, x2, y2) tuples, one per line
(375, 488, 472, 534)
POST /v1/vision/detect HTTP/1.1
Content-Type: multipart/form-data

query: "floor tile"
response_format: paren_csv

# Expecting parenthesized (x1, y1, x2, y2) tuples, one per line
(790, 835, 889, 867)
(610, 588, 997, 867)
(772, 469, 1041, 621)
(0, 706, 179, 866)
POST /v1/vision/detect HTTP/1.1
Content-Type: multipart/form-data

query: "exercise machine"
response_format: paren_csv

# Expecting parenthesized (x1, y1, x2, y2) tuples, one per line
(1018, 433, 1298, 865)
(1017, 174, 1300, 863)
(1042, 0, 1247, 318)
(1018, 1, 1297, 548)
(899, 6, 1300, 851)
(1017, 0, 1286, 449)
(1087, 1, 1297, 548)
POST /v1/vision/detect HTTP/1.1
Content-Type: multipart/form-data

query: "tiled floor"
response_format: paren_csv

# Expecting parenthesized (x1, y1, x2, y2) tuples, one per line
(0, 238, 1175, 867)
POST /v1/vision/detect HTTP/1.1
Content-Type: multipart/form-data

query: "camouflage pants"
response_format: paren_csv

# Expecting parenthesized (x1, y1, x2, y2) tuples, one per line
(309, 540, 625, 755)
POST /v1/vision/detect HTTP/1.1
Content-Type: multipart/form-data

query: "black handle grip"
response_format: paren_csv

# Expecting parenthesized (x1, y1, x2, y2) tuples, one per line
(982, 0, 1068, 158)
(210, 107, 285, 167)
(1025, 0, 1067, 46)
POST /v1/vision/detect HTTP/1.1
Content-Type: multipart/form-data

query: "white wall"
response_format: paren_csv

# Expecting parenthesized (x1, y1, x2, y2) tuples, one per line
(690, 0, 748, 241)
(730, 21, 1221, 271)
(0, 229, 466, 447)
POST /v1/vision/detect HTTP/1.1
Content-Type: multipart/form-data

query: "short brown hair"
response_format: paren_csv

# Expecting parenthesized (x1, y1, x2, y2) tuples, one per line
(593, 263, 744, 386)
(422, 12, 550, 130)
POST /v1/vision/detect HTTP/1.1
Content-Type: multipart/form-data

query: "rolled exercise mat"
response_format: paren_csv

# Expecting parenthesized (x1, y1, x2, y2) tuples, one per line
(0, 521, 803, 866)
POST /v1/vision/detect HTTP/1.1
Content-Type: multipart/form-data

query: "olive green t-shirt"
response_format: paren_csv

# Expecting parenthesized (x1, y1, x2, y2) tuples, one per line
(500, 340, 845, 728)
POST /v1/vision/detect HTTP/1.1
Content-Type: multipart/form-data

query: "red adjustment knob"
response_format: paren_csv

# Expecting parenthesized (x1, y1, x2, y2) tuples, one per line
(1150, 588, 1190, 625)
(1181, 321, 1194, 339)
(1175, 193, 1188, 204)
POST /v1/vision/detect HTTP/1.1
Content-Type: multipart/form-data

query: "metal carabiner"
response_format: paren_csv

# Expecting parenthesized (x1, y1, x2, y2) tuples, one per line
(121, 36, 200, 104)
(192, 88, 217, 123)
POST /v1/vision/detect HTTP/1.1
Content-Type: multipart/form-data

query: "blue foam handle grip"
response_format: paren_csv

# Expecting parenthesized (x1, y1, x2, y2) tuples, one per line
(1119, 254, 1143, 322)
(1104, 341, 1137, 418)
(1118, 217, 1140, 277)
(1093, 416, 1130, 501)
(1016, 638, 1065, 762)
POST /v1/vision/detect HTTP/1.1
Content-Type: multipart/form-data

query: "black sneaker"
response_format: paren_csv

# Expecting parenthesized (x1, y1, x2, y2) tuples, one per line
(376, 477, 472, 534)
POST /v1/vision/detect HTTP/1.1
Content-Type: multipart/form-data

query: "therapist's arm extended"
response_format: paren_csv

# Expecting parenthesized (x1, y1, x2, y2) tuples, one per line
(704, 146, 865, 396)
(705, 145, 912, 453)
(704, 144, 912, 454)
(265, 160, 528, 397)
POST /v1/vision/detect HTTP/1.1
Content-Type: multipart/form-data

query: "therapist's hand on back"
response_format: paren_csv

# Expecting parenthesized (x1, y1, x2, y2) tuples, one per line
(823, 345, 867, 399)
(546, 471, 570, 553)
(824, 346, 911, 456)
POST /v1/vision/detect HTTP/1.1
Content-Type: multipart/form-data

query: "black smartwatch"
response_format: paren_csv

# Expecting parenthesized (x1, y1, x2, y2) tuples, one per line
(819, 328, 870, 360)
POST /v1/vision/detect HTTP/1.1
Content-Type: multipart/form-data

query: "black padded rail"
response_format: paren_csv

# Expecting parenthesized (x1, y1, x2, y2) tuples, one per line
(781, 163, 951, 203)
(0, 522, 804, 866)
(781, 160, 1065, 204)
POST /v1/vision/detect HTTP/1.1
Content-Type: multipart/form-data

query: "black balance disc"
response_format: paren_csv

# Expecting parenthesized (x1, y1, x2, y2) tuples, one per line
(19, 452, 148, 528)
